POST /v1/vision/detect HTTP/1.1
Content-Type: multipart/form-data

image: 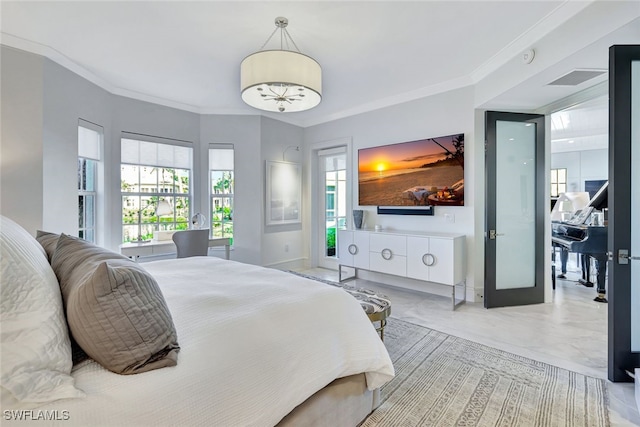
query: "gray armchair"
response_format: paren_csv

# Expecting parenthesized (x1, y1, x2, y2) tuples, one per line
(172, 229, 209, 258)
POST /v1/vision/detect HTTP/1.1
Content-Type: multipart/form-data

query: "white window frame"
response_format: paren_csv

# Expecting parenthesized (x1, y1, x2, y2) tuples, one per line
(120, 134, 194, 243)
(209, 144, 234, 244)
(551, 167, 567, 197)
(78, 120, 103, 244)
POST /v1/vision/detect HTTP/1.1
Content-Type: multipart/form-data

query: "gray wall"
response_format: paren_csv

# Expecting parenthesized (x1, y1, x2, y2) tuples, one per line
(1, 47, 44, 233)
(110, 96, 201, 252)
(1, 46, 305, 267)
(200, 114, 263, 265)
(260, 117, 304, 267)
(42, 59, 112, 244)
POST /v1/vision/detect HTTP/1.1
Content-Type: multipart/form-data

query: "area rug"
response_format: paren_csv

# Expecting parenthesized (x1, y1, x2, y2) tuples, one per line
(363, 318, 610, 427)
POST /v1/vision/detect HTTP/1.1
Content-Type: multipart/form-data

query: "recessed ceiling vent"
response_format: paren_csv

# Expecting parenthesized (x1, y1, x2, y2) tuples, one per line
(547, 69, 607, 86)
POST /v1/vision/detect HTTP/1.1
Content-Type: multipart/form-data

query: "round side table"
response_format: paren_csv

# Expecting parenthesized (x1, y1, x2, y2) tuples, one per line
(367, 306, 391, 341)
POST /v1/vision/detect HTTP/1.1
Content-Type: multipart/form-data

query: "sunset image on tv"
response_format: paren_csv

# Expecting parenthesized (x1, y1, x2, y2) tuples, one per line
(358, 133, 464, 206)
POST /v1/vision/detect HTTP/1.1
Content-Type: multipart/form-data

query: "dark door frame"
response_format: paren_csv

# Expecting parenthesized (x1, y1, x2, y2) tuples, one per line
(608, 44, 640, 382)
(484, 111, 546, 308)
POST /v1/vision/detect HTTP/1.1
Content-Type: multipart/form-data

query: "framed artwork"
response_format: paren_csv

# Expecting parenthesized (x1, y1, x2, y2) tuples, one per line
(266, 160, 301, 225)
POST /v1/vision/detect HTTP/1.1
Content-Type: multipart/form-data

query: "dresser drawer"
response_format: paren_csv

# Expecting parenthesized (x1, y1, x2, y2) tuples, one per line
(369, 233, 407, 256)
(369, 251, 407, 276)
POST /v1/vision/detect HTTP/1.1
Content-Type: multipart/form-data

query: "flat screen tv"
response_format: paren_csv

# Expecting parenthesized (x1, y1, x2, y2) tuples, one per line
(358, 133, 464, 207)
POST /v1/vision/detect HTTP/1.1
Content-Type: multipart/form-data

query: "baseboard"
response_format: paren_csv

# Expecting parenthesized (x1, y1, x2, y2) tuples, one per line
(264, 258, 306, 270)
(635, 368, 640, 412)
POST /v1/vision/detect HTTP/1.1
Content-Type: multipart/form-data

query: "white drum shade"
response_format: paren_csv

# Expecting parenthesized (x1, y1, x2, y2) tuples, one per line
(241, 50, 322, 113)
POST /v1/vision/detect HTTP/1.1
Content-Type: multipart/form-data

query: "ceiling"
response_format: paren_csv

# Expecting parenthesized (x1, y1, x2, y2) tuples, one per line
(1, 1, 639, 128)
(550, 96, 608, 153)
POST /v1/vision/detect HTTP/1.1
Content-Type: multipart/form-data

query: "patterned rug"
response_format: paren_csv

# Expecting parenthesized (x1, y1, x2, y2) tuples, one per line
(363, 318, 610, 427)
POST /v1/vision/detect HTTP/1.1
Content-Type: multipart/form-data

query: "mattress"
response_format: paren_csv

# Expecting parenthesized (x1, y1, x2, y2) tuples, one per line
(4, 257, 394, 426)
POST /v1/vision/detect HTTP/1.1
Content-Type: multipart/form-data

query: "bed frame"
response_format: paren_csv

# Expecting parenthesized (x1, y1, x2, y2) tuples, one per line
(277, 374, 379, 426)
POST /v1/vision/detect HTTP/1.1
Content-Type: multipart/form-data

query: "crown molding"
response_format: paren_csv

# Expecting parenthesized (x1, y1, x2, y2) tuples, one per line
(470, 0, 594, 84)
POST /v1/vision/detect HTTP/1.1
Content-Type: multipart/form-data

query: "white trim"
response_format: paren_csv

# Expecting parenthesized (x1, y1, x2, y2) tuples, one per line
(121, 131, 194, 148)
(470, 1, 594, 84)
(262, 257, 307, 270)
(309, 137, 353, 269)
(535, 81, 608, 115)
(318, 146, 347, 156)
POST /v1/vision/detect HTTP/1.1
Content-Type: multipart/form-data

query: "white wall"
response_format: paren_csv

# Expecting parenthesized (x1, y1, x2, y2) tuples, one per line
(551, 149, 608, 193)
(303, 86, 480, 300)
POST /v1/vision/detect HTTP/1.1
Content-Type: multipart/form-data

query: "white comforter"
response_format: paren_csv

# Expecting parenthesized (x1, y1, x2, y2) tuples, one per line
(12, 257, 394, 426)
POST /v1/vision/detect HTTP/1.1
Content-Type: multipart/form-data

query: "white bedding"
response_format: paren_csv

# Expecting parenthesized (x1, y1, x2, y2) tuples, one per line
(6, 257, 394, 426)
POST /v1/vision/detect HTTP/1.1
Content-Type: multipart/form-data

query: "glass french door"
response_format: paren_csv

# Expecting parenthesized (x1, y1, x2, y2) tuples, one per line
(317, 147, 347, 269)
(608, 45, 640, 382)
(485, 111, 546, 308)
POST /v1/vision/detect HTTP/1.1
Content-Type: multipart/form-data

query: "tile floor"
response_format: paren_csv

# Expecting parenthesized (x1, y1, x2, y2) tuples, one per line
(292, 261, 640, 426)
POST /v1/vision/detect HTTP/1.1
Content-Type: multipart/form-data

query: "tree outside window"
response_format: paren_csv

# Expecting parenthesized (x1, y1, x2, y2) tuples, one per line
(211, 171, 233, 242)
(121, 138, 193, 243)
(209, 146, 234, 244)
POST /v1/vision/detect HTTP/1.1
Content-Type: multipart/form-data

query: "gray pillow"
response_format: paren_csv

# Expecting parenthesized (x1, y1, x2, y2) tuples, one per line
(35, 230, 88, 363)
(36, 230, 60, 263)
(51, 234, 180, 374)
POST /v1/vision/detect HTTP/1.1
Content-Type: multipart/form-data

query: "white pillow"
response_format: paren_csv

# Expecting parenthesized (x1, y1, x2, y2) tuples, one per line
(0, 216, 84, 404)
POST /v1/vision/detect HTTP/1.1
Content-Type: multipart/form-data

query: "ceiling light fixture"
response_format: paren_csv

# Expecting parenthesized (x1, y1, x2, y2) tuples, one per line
(240, 17, 322, 113)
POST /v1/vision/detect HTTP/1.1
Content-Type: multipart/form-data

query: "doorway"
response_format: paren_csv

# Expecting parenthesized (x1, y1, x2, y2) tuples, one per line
(317, 146, 348, 269)
(550, 97, 609, 295)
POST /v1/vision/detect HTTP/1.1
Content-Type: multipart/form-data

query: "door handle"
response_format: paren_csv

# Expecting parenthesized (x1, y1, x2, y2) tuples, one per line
(618, 249, 640, 264)
(489, 230, 505, 240)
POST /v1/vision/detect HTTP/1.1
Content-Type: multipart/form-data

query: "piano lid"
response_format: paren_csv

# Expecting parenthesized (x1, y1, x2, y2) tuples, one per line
(587, 181, 608, 211)
(550, 191, 590, 221)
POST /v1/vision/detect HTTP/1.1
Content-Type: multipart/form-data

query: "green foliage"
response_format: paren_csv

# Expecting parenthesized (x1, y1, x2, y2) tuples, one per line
(326, 227, 336, 249)
(213, 171, 234, 194)
(211, 171, 234, 239)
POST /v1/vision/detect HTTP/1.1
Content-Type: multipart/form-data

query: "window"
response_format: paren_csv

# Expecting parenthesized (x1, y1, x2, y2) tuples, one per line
(551, 168, 567, 197)
(78, 123, 102, 243)
(209, 145, 234, 243)
(121, 136, 193, 243)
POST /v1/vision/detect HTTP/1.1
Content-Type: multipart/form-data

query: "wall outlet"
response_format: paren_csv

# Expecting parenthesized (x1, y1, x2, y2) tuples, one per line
(284, 243, 289, 253)
(444, 213, 455, 223)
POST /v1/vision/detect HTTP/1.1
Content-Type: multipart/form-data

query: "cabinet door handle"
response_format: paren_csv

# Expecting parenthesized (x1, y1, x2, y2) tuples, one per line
(381, 248, 393, 260)
(348, 244, 358, 255)
(422, 253, 436, 266)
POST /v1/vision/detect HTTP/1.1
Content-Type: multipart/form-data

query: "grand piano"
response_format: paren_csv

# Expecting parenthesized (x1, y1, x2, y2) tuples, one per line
(551, 182, 608, 303)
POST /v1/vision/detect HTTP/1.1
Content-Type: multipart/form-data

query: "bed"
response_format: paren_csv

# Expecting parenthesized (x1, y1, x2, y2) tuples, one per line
(0, 216, 394, 426)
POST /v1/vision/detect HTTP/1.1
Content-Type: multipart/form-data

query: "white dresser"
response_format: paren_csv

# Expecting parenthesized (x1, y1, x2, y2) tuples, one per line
(338, 229, 466, 308)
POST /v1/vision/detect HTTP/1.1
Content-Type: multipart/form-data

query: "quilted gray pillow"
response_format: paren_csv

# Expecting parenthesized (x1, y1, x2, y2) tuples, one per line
(36, 230, 88, 364)
(51, 234, 180, 374)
